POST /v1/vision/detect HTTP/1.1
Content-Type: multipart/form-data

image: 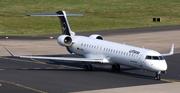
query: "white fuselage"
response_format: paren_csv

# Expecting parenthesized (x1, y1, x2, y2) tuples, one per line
(67, 36, 167, 72)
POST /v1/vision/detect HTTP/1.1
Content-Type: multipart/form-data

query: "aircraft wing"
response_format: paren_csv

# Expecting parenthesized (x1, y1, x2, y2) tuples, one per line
(4, 47, 109, 63)
(17, 56, 107, 63)
(161, 44, 174, 56)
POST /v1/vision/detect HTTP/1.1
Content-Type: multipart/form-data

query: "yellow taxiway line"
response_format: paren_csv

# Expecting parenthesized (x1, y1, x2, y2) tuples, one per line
(0, 80, 47, 93)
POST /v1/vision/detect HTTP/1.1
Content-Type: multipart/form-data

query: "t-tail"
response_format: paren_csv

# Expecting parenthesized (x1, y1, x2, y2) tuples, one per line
(27, 10, 83, 36)
(27, 10, 83, 54)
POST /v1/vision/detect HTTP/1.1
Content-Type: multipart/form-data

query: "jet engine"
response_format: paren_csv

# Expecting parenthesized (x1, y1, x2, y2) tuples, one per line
(57, 35, 73, 46)
(89, 34, 103, 40)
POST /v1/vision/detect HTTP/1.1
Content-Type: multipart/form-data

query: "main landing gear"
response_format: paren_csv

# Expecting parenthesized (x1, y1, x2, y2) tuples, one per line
(83, 64, 121, 72)
(112, 64, 121, 72)
(83, 64, 93, 71)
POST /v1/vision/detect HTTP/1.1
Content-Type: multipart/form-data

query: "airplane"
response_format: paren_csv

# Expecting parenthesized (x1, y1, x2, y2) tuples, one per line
(4, 10, 174, 80)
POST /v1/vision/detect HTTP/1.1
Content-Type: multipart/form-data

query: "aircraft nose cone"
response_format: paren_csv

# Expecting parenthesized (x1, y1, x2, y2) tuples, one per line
(149, 60, 168, 71)
(157, 60, 167, 71)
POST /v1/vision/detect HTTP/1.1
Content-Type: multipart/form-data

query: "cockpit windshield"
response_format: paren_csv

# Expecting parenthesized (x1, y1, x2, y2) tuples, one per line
(145, 55, 164, 60)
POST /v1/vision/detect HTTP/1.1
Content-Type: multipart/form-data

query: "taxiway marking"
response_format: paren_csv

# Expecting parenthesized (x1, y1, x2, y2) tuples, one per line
(0, 80, 47, 93)
(2, 56, 180, 84)
(161, 79, 180, 83)
(0, 56, 82, 70)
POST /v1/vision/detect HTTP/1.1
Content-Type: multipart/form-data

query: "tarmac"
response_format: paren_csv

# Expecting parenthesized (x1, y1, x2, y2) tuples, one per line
(0, 26, 180, 93)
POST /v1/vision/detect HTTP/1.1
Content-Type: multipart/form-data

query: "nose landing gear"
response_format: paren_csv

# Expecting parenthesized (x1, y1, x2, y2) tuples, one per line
(155, 71, 161, 80)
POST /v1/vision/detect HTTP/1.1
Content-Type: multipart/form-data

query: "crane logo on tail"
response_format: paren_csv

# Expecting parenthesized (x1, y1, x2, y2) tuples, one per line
(62, 22, 67, 35)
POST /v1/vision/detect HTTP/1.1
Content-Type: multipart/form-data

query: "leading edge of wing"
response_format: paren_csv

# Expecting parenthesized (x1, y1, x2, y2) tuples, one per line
(4, 46, 108, 63)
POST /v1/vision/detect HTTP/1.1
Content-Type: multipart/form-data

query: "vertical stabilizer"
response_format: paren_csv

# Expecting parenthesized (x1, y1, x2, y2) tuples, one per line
(56, 11, 75, 36)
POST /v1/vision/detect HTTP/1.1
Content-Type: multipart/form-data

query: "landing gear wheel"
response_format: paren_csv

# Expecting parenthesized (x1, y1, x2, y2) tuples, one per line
(116, 64, 121, 72)
(83, 64, 93, 71)
(112, 64, 121, 72)
(89, 65, 93, 71)
(83, 65, 89, 71)
(112, 65, 117, 72)
(155, 72, 161, 80)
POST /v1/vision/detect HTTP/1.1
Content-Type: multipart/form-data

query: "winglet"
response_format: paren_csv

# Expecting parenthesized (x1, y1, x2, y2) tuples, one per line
(161, 44, 174, 56)
(169, 43, 174, 55)
(4, 47, 17, 57)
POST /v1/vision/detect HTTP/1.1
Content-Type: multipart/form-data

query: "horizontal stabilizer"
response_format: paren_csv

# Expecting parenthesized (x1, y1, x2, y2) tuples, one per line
(27, 10, 83, 36)
(27, 11, 84, 17)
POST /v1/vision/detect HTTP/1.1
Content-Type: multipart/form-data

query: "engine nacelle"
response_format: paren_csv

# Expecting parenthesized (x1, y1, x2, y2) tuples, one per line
(57, 35, 73, 46)
(89, 34, 103, 40)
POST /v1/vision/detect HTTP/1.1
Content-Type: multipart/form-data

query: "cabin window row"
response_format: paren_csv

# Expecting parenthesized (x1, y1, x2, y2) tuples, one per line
(81, 43, 99, 49)
(81, 43, 138, 58)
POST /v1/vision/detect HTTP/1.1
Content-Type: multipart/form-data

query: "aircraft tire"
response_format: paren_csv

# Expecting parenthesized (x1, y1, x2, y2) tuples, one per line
(83, 65, 89, 71)
(83, 64, 92, 71)
(116, 64, 121, 72)
(155, 72, 161, 80)
(112, 64, 121, 72)
(89, 65, 93, 71)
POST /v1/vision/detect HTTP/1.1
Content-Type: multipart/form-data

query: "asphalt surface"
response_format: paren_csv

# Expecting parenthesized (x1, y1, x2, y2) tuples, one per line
(0, 26, 180, 93)
(0, 53, 180, 93)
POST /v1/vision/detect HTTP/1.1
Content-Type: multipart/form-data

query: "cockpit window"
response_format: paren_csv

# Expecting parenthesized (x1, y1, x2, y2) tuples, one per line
(152, 56, 159, 60)
(145, 56, 151, 59)
(159, 56, 164, 60)
(145, 55, 164, 60)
